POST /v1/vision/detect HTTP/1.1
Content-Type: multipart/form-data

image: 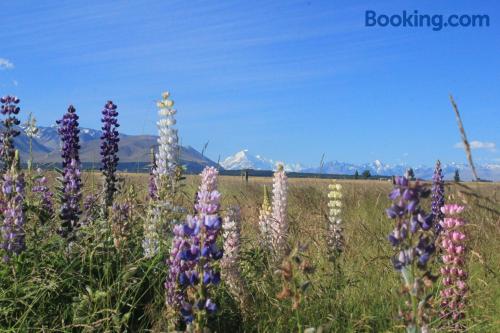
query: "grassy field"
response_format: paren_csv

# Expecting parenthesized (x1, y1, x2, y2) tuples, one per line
(0, 172, 498, 332)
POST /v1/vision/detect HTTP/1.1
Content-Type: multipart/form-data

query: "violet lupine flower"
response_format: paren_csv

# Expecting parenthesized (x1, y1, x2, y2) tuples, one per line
(0, 156, 26, 262)
(154, 91, 179, 192)
(165, 223, 190, 313)
(166, 166, 223, 327)
(270, 165, 288, 256)
(221, 206, 249, 309)
(386, 176, 435, 332)
(0, 96, 21, 171)
(327, 182, 344, 258)
(439, 204, 468, 329)
(58, 158, 82, 240)
(432, 160, 445, 235)
(56, 105, 81, 168)
(258, 185, 272, 248)
(81, 193, 99, 226)
(57, 106, 82, 240)
(100, 101, 120, 207)
(32, 168, 54, 222)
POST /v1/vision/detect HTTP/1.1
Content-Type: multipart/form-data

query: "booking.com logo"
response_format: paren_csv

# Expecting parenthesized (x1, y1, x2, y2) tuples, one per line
(365, 10, 490, 31)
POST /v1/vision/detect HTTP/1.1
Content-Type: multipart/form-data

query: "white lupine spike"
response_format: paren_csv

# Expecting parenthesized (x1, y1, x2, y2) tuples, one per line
(270, 165, 288, 257)
(327, 181, 344, 257)
(154, 91, 179, 181)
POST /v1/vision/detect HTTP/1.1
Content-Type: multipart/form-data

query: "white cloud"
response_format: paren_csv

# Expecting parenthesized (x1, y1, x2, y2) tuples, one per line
(0, 58, 14, 70)
(454, 140, 496, 151)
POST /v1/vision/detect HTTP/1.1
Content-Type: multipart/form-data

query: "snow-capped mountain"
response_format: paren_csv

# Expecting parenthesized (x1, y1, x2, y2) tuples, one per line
(221, 150, 500, 181)
(221, 150, 303, 172)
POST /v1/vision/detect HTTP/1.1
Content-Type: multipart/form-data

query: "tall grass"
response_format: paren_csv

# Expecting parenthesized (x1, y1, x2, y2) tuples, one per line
(0, 174, 498, 332)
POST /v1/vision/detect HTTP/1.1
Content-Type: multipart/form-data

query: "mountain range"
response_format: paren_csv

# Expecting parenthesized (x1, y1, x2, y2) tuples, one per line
(8, 125, 500, 180)
(221, 150, 500, 181)
(13, 125, 217, 172)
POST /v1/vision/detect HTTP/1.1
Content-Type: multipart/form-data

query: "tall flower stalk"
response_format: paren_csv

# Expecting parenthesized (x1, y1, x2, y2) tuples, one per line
(221, 206, 249, 312)
(327, 182, 343, 258)
(258, 185, 272, 249)
(0, 151, 26, 262)
(165, 166, 223, 329)
(100, 101, 120, 208)
(271, 165, 288, 257)
(56, 105, 81, 168)
(386, 176, 436, 333)
(439, 204, 468, 330)
(0, 96, 21, 171)
(31, 168, 54, 224)
(155, 91, 179, 196)
(56, 106, 82, 240)
(432, 160, 445, 235)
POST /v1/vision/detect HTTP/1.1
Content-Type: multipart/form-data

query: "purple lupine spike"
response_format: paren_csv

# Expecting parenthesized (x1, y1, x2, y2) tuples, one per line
(432, 160, 445, 234)
(32, 168, 54, 222)
(386, 176, 435, 332)
(57, 106, 82, 240)
(0, 96, 21, 170)
(56, 105, 81, 168)
(439, 204, 468, 330)
(165, 166, 223, 327)
(1, 155, 26, 262)
(58, 159, 82, 240)
(100, 101, 120, 207)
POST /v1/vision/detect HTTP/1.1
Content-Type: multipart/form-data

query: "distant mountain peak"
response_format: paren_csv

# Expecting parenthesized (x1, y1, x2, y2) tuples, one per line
(222, 150, 500, 181)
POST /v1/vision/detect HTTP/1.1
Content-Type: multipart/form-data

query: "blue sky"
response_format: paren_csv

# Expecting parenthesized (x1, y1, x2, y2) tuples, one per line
(0, 0, 498, 166)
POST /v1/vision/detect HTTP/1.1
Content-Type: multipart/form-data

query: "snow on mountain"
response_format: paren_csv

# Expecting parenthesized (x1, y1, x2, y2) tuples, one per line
(221, 150, 500, 181)
(221, 150, 304, 172)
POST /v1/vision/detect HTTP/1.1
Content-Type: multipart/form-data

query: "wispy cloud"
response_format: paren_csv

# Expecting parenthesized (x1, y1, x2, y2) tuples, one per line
(0, 58, 14, 70)
(454, 140, 496, 151)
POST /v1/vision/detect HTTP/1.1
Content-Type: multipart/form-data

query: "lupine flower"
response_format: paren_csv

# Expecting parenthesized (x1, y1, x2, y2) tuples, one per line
(32, 168, 54, 223)
(165, 223, 190, 316)
(0, 153, 26, 262)
(154, 91, 179, 194)
(432, 160, 445, 234)
(439, 204, 468, 329)
(0, 96, 21, 171)
(100, 101, 120, 207)
(23, 113, 39, 172)
(142, 204, 161, 258)
(57, 106, 82, 240)
(258, 185, 272, 248)
(386, 176, 435, 332)
(271, 165, 288, 256)
(166, 166, 223, 329)
(58, 158, 82, 240)
(81, 193, 100, 226)
(23, 113, 39, 139)
(56, 105, 81, 168)
(110, 202, 131, 249)
(327, 182, 344, 258)
(221, 206, 249, 311)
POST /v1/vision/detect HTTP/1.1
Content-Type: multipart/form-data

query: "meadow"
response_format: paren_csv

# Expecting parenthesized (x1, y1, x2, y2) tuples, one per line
(0, 171, 498, 332)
